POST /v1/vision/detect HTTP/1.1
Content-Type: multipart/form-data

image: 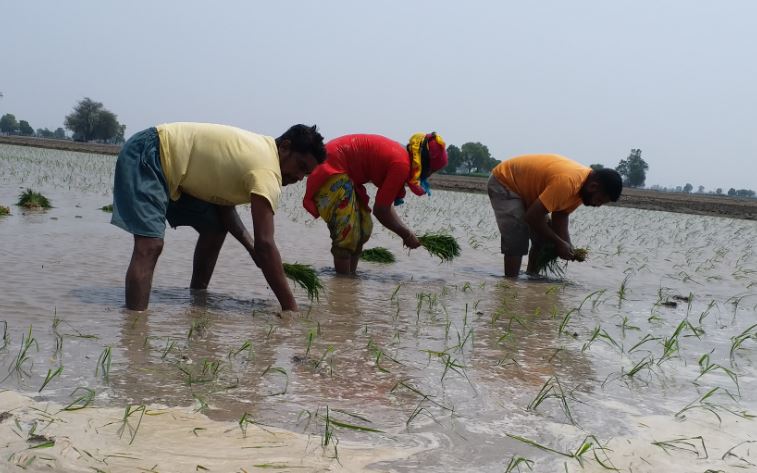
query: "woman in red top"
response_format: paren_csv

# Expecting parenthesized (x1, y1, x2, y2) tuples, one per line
(303, 132, 448, 274)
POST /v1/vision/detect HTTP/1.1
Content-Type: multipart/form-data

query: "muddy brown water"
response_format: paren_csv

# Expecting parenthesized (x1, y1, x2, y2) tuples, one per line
(1, 144, 756, 472)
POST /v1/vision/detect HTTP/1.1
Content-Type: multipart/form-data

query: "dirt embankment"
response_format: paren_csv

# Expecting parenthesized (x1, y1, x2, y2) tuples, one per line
(430, 174, 757, 221)
(0, 135, 120, 155)
(2, 136, 756, 221)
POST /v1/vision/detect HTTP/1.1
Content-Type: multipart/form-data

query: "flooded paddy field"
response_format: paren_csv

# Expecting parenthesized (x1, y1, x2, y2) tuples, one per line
(1, 143, 756, 472)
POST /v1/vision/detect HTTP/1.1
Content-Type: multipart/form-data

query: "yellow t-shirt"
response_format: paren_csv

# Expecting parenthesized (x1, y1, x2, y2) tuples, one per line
(491, 154, 591, 213)
(156, 122, 282, 210)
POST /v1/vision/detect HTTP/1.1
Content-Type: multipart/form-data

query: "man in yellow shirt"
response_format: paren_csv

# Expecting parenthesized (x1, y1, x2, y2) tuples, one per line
(110, 123, 326, 312)
(488, 154, 622, 277)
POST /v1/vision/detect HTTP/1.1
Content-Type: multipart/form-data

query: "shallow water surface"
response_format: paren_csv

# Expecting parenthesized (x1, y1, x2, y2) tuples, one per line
(1, 144, 756, 472)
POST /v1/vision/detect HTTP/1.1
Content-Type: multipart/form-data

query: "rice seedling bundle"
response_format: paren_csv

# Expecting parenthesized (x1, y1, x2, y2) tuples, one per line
(0, 205, 10, 216)
(101, 204, 113, 212)
(283, 263, 323, 301)
(17, 188, 51, 209)
(533, 244, 589, 277)
(418, 232, 461, 262)
(361, 247, 396, 263)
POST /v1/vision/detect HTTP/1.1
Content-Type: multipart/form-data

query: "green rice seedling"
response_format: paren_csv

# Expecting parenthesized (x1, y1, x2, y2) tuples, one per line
(652, 436, 708, 459)
(581, 325, 622, 353)
(0, 205, 10, 216)
(62, 387, 95, 411)
(618, 316, 640, 338)
(577, 290, 606, 311)
(229, 339, 254, 361)
(310, 345, 335, 374)
(100, 204, 113, 212)
(282, 262, 322, 301)
(698, 300, 717, 324)
(95, 346, 112, 382)
(187, 316, 210, 340)
(160, 337, 176, 360)
(38, 365, 63, 392)
(16, 188, 52, 209)
(526, 376, 576, 425)
(360, 247, 396, 263)
(696, 353, 739, 394)
(729, 323, 757, 360)
(505, 456, 534, 473)
(624, 353, 655, 375)
(261, 365, 289, 395)
(532, 243, 567, 278)
(418, 232, 461, 262)
(616, 274, 631, 307)
(675, 387, 724, 423)
(558, 308, 577, 335)
(3, 325, 38, 382)
(116, 405, 146, 445)
(507, 434, 617, 470)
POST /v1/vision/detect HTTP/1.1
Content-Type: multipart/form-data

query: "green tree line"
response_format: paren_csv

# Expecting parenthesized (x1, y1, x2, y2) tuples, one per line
(0, 97, 125, 143)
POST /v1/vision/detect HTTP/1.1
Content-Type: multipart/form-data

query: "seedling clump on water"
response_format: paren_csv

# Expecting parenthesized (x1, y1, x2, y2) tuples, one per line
(418, 232, 461, 262)
(533, 243, 588, 278)
(100, 204, 113, 212)
(0, 205, 10, 216)
(360, 247, 396, 263)
(17, 188, 52, 209)
(283, 262, 323, 301)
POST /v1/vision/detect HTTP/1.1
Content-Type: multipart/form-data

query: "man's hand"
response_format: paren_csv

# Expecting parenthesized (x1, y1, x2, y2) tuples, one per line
(403, 233, 421, 249)
(556, 240, 575, 261)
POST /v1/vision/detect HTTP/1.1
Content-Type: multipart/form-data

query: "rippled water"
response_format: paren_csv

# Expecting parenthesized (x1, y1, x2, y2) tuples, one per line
(1, 144, 756, 472)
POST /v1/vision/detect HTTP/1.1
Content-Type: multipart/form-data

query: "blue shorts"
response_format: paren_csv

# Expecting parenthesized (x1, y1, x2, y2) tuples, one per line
(111, 128, 225, 238)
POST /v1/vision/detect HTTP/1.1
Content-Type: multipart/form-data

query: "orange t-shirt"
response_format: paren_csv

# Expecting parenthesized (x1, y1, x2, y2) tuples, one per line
(491, 154, 591, 213)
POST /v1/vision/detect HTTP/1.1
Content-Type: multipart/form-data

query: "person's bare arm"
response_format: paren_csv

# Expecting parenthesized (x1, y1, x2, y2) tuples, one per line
(218, 206, 257, 264)
(525, 199, 574, 260)
(373, 204, 420, 248)
(249, 194, 297, 311)
(551, 211, 571, 244)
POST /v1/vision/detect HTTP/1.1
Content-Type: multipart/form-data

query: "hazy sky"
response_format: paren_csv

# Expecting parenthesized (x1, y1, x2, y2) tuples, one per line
(2, 1, 755, 190)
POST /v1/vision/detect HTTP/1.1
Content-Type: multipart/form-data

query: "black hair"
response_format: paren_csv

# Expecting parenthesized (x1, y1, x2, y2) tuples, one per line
(276, 124, 326, 163)
(593, 168, 623, 201)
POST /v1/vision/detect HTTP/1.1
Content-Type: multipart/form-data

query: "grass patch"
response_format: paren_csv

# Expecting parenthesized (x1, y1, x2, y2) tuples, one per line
(283, 263, 322, 301)
(17, 189, 51, 209)
(361, 247, 396, 263)
(418, 232, 461, 262)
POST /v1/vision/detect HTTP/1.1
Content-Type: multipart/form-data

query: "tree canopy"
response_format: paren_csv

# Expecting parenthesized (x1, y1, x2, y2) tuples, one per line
(0, 113, 20, 134)
(615, 149, 648, 187)
(444, 141, 499, 174)
(64, 97, 125, 143)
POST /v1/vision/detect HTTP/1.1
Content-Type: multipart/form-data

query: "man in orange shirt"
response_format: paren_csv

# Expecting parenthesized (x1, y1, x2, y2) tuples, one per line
(488, 154, 622, 277)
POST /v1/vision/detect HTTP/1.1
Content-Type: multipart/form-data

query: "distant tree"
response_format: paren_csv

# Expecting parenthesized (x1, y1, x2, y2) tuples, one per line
(697, 185, 705, 194)
(37, 128, 55, 138)
(715, 188, 723, 195)
(727, 188, 737, 196)
(675, 186, 683, 192)
(460, 142, 498, 173)
(53, 127, 67, 139)
(683, 183, 693, 193)
(589, 164, 605, 170)
(444, 145, 462, 174)
(615, 148, 648, 187)
(18, 120, 34, 136)
(0, 113, 20, 134)
(736, 189, 756, 198)
(64, 97, 124, 142)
